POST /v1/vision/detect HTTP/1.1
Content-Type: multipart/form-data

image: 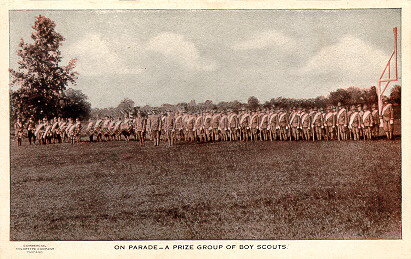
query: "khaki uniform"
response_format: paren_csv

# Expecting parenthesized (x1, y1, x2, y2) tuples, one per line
(27, 119, 36, 144)
(349, 111, 361, 140)
(250, 114, 259, 141)
(362, 110, 373, 140)
(289, 112, 301, 141)
(336, 108, 348, 140)
(324, 111, 336, 140)
(259, 114, 269, 141)
(148, 114, 162, 146)
(219, 115, 229, 141)
(311, 112, 323, 141)
(382, 103, 394, 139)
(268, 113, 278, 141)
(300, 112, 311, 141)
(14, 121, 24, 146)
(240, 113, 250, 141)
(228, 114, 239, 141)
(212, 114, 221, 141)
(194, 115, 205, 141)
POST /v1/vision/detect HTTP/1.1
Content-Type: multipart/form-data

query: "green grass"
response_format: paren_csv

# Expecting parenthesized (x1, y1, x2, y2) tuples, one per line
(10, 139, 401, 240)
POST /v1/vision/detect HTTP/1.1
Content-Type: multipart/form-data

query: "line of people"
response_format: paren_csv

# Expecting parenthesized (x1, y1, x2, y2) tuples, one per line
(13, 100, 395, 147)
(13, 117, 82, 146)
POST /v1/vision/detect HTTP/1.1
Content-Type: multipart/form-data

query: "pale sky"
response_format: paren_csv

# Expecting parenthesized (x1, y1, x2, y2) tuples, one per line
(9, 9, 401, 108)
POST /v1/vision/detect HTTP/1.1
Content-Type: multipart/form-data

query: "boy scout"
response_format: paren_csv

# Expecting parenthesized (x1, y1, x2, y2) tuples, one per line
(14, 116, 24, 146)
(381, 99, 394, 140)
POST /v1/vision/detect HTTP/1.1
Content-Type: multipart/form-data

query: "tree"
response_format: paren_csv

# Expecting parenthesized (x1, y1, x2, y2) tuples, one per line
(362, 86, 378, 106)
(117, 98, 135, 116)
(60, 88, 91, 120)
(346, 87, 364, 106)
(328, 88, 350, 106)
(313, 96, 328, 108)
(389, 85, 401, 105)
(230, 100, 242, 113)
(247, 96, 260, 111)
(9, 15, 78, 121)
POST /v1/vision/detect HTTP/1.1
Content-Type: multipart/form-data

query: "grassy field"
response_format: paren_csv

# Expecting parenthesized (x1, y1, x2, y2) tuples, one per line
(10, 138, 401, 240)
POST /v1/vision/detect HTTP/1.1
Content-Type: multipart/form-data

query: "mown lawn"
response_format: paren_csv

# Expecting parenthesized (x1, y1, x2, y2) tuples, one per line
(10, 139, 401, 240)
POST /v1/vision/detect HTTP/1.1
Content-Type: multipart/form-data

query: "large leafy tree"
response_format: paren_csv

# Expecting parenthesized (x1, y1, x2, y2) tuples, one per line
(328, 88, 350, 106)
(60, 88, 91, 120)
(9, 15, 78, 121)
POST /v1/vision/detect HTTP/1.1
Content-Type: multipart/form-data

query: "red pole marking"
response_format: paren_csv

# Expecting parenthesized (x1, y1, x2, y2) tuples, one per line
(377, 27, 398, 118)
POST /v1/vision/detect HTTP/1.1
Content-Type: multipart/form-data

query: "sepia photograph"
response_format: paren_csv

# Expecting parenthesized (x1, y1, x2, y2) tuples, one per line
(8, 8, 402, 243)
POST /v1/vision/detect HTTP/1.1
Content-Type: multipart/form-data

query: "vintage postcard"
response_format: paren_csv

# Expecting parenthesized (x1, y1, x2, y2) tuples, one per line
(1, 0, 410, 258)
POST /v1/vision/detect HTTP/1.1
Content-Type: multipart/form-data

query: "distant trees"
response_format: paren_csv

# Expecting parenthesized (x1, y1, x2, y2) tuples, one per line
(389, 85, 401, 105)
(328, 89, 351, 106)
(88, 84, 400, 120)
(117, 98, 135, 115)
(9, 15, 79, 121)
(247, 96, 260, 111)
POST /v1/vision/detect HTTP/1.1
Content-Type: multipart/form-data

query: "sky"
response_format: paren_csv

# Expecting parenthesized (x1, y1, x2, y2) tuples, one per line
(9, 9, 401, 108)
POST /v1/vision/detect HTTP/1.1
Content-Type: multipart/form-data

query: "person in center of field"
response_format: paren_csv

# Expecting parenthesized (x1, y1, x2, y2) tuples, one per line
(165, 111, 175, 146)
(148, 110, 162, 146)
(135, 111, 147, 146)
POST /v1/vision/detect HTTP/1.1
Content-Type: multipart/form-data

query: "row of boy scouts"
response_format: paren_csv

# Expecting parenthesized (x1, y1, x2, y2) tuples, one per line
(13, 100, 395, 147)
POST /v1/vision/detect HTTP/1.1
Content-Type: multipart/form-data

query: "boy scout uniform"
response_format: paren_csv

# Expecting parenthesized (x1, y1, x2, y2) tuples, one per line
(337, 107, 348, 141)
(175, 115, 184, 141)
(250, 113, 260, 141)
(186, 115, 196, 141)
(300, 111, 311, 141)
(165, 113, 175, 146)
(348, 107, 361, 140)
(371, 105, 380, 138)
(27, 118, 36, 145)
(382, 101, 394, 139)
(259, 114, 269, 141)
(204, 114, 213, 142)
(135, 114, 147, 145)
(228, 114, 239, 141)
(240, 112, 250, 141)
(219, 114, 229, 141)
(324, 108, 336, 141)
(362, 105, 373, 140)
(148, 112, 162, 146)
(311, 109, 323, 141)
(289, 110, 301, 141)
(195, 115, 205, 142)
(14, 118, 24, 146)
(268, 112, 279, 141)
(278, 111, 289, 141)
